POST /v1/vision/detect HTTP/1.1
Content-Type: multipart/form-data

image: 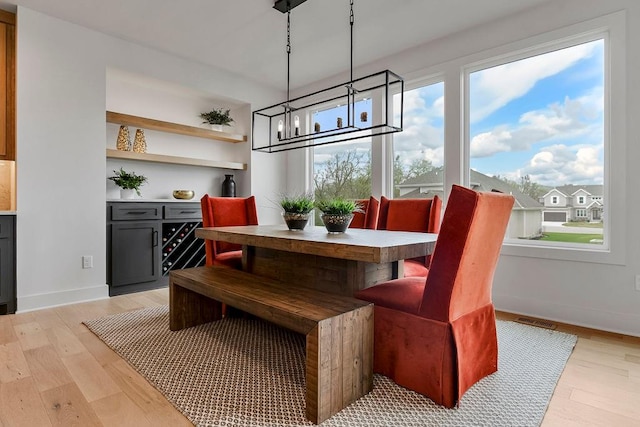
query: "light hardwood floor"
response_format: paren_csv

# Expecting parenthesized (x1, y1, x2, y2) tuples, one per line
(0, 288, 638, 426)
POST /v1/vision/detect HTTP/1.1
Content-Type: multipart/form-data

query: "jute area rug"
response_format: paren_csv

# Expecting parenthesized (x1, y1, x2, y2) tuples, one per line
(84, 306, 577, 427)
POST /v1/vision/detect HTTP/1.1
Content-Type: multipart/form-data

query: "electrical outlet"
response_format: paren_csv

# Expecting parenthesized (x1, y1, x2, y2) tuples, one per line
(82, 255, 93, 269)
(635, 275, 640, 291)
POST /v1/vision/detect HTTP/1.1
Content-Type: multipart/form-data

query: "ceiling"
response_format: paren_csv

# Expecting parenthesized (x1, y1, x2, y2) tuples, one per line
(2, 0, 552, 92)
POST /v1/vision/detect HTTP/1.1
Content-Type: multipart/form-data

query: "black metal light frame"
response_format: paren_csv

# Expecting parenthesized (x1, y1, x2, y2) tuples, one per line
(252, 0, 404, 153)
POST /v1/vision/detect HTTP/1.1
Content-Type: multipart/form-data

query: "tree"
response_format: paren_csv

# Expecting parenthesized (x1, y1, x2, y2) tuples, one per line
(314, 149, 371, 202)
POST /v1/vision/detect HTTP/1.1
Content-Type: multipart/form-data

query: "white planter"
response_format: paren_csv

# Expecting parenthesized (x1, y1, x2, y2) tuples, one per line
(120, 189, 136, 199)
(210, 124, 224, 132)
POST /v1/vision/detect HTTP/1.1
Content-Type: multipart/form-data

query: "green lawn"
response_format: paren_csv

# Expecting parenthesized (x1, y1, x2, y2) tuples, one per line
(539, 232, 603, 244)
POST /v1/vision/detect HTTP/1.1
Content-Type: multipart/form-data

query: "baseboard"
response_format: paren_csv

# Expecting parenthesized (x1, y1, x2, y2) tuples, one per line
(494, 293, 640, 338)
(17, 284, 109, 313)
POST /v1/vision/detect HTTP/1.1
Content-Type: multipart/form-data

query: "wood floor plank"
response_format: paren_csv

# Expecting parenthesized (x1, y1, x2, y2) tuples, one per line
(90, 392, 154, 427)
(0, 377, 53, 426)
(61, 351, 121, 402)
(23, 344, 74, 393)
(40, 382, 103, 426)
(0, 315, 17, 345)
(46, 325, 87, 358)
(13, 321, 50, 351)
(0, 340, 31, 383)
(76, 330, 122, 367)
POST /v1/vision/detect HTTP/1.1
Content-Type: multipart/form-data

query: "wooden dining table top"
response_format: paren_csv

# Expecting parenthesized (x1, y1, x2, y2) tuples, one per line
(195, 224, 438, 264)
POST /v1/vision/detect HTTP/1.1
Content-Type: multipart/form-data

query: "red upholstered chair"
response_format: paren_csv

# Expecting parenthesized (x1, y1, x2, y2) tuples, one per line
(200, 195, 258, 269)
(376, 195, 442, 277)
(354, 185, 514, 408)
(349, 196, 380, 229)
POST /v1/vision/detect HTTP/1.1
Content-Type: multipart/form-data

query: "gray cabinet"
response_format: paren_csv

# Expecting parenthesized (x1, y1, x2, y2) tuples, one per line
(0, 215, 16, 314)
(107, 202, 205, 296)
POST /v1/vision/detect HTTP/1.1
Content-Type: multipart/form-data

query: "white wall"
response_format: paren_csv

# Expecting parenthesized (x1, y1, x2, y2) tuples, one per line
(15, 7, 285, 310)
(287, 0, 640, 336)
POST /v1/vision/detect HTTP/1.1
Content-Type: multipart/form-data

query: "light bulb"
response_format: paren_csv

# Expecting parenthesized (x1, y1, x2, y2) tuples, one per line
(294, 116, 300, 136)
(277, 120, 283, 139)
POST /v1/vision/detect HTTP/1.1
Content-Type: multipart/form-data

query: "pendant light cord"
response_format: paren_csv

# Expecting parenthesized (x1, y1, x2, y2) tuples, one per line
(286, 7, 291, 104)
(350, 0, 354, 84)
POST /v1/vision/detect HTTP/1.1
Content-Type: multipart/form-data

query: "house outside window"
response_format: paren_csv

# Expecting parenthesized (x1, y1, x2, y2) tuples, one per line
(552, 196, 559, 204)
(578, 196, 586, 204)
(576, 209, 587, 218)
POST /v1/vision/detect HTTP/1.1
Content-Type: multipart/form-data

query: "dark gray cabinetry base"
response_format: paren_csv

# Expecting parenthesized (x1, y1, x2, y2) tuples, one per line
(0, 215, 16, 314)
(107, 202, 205, 296)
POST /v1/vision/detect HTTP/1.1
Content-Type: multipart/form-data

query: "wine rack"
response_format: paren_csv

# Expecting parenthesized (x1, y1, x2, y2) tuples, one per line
(161, 221, 206, 276)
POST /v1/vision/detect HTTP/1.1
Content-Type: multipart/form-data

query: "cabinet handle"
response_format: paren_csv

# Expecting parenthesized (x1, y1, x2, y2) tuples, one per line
(179, 210, 198, 214)
(153, 231, 158, 247)
(127, 211, 147, 215)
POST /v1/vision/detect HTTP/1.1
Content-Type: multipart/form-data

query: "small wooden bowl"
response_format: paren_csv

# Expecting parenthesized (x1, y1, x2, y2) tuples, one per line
(173, 190, 195, 200)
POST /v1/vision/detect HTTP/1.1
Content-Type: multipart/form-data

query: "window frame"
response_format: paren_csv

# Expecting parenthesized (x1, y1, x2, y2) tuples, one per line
(461, 11, 625, 266)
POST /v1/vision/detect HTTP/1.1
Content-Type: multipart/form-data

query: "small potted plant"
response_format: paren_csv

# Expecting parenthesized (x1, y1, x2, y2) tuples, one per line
(280, 193, 315, 230)
(108, 167, 148, 199)
(200, 108, 234, 131)
(315, 198, 363, 233)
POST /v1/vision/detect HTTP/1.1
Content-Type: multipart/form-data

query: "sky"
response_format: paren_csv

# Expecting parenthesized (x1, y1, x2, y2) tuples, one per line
(313, 38, 604, 188)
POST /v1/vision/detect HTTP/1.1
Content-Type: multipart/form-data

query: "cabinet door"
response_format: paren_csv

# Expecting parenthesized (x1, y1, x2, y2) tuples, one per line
(0, 216, 15, 313)
(110, 221, 160, 287)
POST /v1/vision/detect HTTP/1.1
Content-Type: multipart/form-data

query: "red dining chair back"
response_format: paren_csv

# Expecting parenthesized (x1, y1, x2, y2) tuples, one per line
(354, 185, 514, 407)
(376, 195, 442, 276)
(349, 196, 380, 229)
(200, 195, 258, 269)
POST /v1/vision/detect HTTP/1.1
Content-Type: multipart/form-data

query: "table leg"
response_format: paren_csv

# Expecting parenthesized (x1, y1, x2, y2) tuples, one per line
(169, 278, 223, 331)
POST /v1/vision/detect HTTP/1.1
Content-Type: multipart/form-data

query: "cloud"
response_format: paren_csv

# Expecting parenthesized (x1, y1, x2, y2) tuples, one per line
(470, 88, 603, 158)
(470, 42, 597, 122)
(523, 144, 603, 186)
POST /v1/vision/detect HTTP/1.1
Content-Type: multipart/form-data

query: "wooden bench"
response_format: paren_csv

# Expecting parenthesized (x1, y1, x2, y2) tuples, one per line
(169, 266, 374, 425)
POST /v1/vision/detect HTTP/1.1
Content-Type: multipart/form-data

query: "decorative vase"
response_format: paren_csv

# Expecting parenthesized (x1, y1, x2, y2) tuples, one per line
(221, 174, 236, 197)
(283, 212, 310, 231)
(133, 129, 147, 153)
(321, 213, 354, 233)
(116, 125, 131, 151)
(120, 188, 136, 200)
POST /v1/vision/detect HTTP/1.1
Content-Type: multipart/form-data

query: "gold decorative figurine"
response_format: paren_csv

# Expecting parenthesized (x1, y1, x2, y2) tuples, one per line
(133, 129, 147, 153)
(116, 125, 131, 151)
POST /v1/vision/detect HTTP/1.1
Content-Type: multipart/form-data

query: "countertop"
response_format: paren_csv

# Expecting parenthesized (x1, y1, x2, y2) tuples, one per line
(0, 211, 16, 215)
(107, 199, 199, 203)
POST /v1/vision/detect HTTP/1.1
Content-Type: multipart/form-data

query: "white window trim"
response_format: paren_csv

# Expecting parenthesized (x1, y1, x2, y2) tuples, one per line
(460, 11, 625, 266)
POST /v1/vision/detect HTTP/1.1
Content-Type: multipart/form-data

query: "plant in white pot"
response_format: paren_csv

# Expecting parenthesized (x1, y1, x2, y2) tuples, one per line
(109, 168, 147, 199)
(200, 108, 234, 131)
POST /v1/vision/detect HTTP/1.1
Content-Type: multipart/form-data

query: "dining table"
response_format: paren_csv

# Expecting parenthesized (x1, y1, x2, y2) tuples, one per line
(195, 224, 438, 296)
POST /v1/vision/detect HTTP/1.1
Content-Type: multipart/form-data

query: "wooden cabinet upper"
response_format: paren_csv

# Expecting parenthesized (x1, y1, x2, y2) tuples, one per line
(0, 11, 14, 161)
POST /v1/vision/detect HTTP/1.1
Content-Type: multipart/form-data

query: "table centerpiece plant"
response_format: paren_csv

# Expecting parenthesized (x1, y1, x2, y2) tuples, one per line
(280, 192, 315, 230)
(315, 198, 363, 233)
(108, 167, 148, 199)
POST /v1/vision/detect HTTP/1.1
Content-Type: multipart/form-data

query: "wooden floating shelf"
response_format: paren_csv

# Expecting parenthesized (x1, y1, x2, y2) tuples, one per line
(106, 149, 246, 171)
(106, 111, 247, 143)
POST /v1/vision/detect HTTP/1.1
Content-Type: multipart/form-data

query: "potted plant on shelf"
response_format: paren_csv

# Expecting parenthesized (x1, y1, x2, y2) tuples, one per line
(199, 108, 234, 131)
(315, 198, 363, 233)
(108, 167, 148, 199)
(280, 193, 315, 230)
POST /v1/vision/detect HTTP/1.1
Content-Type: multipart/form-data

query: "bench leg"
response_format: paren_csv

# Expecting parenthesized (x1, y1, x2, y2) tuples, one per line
(169, 278, 223, 331)
(305, 304, 373, 424)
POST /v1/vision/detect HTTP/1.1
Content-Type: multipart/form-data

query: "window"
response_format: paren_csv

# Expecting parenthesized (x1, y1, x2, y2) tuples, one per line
(313, 101, 372, 221)
(468, 39, 605, 246)
(392, 82, 445, 198)
(576, 209, 587, 218)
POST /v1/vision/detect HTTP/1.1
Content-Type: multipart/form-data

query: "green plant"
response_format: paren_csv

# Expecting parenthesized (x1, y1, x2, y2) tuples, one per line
(315, 198, 363, 215)
(108, 168, 148, 195)
(199, 108, 234, 126)
(280, 193, 315, 214)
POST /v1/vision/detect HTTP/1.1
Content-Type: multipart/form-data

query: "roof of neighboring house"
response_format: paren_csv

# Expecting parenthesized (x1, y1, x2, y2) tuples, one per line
(397, 168, 543, 209)
(554, 184, 603, 197)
